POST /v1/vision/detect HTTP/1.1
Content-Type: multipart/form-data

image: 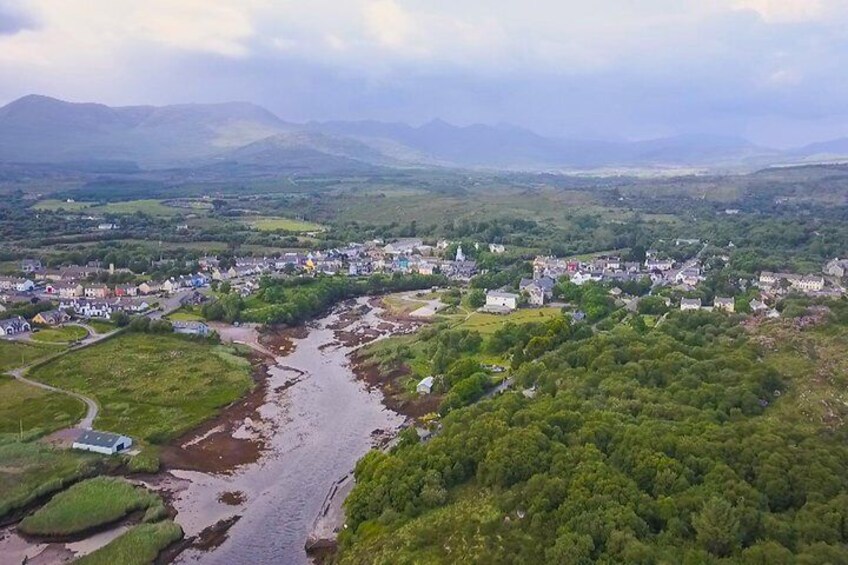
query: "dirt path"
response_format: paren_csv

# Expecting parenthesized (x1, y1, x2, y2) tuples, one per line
(8, 366, 98, 430)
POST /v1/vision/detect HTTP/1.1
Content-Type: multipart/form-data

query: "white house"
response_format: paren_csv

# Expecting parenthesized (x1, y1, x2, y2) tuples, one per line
(172, 321, 210, 337)
(680, 298, 702, 311)
(0, 316, 31, 335)
(417, 376, 435, 395)
(714, 297, 735, 313)
(485, 290, 519, 312)
(797, 275, 825, 293)
(489, 243, 506, 254)
(72, 430, 132, 455)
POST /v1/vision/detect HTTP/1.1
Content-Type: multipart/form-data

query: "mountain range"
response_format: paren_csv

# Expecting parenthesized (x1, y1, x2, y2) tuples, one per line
(1, 94, 846, 173)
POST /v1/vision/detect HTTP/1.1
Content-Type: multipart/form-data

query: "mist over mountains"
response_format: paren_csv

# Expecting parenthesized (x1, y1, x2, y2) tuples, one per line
(0, 94, 845, 173)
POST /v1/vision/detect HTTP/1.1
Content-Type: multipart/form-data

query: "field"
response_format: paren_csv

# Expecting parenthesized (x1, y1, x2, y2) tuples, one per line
(166, 309, 205, 321)
(32, 199, 91, 212)
(19, 477, 163, 536)
(453, 307, 562, 335)
(0, 376, 84, 435)
(91, 199, 186, 217)
(75, 520, 183, 565)
(31, 325, 88, 344)
(0, 340, 63, 372)
(27, 333, 253, 443)
(247, 216, 324, 232)
(0, 437, 99, 519)
(87, 320, 116, 334)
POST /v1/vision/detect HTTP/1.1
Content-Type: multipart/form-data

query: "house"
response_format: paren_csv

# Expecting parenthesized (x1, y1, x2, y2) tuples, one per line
(179, 291, 208, 307)
(21, 259, 43, 273)
(84, 284, 110, 299)
(137, 281, 162, 295)
(97, 223, 117, 230)
(750, 298, 769, 312)
(417, 376, 435, 395)
(525, 285, 546, 306)
(0, 316, 31, 335)
(384, 239, 424, 255)
(485, 290, 519, 313)
(680, 298, 702, 311)
(48, 282, 83, 298)
(72, 430, 132, 455)
(645, 258, 674, 271)
(114, 284, 138, 297)
(161, 279, 180, 294)
(798, 275, 825, 293)
(61, 299, 113, 319)
(0, 277, 35, 292)
(489, 243, 506, 254)
(33, 310, 71, 326)
(714, 297, 735, 313)
(824, 258, 848, 278)
(172, 321, 210, 337)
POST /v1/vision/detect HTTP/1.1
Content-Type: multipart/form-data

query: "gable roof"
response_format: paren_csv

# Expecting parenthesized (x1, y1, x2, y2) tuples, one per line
(75, 430, 127, 448)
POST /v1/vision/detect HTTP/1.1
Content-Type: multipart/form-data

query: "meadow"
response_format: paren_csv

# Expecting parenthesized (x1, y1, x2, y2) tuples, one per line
(0, 340, 63, 372)
(27, 333, 253, 443)
(19, 476, 164, 536)
(247, 216, 324, 232)
(0, 376, 84, 435)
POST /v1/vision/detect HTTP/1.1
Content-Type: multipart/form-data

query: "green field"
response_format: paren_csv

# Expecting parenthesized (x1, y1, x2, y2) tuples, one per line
(0, 340, 63, 372)
(19, 477, 163, 536)
(247, 216, 324, 232)
(31, 325, 88, 344)
(87, 320, 116, 334)
(27, 333, 253, 443)
(32, 199, 92, 212)
(0, 376, 85, 435)
(92, 199, 185, 217)
(454, 307, 562, 335)
(75, 520, 183, 565)
(166, 309, 205, 322)
(0, 437, 99, 519)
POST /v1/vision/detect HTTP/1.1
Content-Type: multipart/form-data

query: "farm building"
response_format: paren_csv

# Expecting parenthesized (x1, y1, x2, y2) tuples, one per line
(484, 290, 519, 313)
(72, 430, 133, 455)
(417, 376, 435, 395)
(172, 321, 211, 337)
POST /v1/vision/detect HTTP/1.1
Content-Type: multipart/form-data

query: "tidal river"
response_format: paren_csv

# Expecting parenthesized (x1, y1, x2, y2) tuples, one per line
(167, 298, 407, 564)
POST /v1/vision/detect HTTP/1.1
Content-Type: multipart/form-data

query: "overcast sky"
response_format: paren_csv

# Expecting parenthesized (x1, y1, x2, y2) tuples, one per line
(1, 0, 847, 147)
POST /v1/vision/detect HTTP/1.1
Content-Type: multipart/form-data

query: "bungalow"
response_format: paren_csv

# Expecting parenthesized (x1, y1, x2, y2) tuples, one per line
(72, 430, 132, 455)
(0, 316, 31, 335)
(172, 321, 210, 337)
(485, 290, 519, 313)
(714, 297, 735, 313)
(21, 259, 43, 273)
(84, 284, 110, 299)
(33, 310, 70, 326)
(417, 376, 435, 395)
(489, 243, 506, 254)
(680, 298, 702, 311)
(61, 299, 113, 319)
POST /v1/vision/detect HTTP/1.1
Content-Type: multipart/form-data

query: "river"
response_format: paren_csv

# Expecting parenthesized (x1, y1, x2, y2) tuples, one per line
(167, 297, 407, 564)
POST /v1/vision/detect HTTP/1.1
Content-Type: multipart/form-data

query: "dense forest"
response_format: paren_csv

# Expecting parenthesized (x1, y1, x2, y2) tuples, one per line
(337, 307, 848, 563)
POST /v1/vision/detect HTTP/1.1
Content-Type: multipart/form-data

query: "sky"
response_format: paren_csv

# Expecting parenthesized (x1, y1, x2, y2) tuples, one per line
(1, 0, 848, 147)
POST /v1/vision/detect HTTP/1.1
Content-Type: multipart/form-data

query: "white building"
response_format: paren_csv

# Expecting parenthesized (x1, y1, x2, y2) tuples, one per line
(72, 430, 132, 455)
(714, 297, 735, 313)
(489, 243, 506, 254)
(417, 376, 435, 395)
(485, 290, 519, 312)
(680, 298, 702, 311)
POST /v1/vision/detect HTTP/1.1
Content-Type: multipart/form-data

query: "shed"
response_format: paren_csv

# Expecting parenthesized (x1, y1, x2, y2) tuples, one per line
(72, 430, 132, 455)
(417, 376, 435, 395)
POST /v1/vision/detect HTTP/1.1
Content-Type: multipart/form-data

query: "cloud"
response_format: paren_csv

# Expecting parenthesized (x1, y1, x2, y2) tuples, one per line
(0, 1, 38, 35)
(732, 0, 825, 23)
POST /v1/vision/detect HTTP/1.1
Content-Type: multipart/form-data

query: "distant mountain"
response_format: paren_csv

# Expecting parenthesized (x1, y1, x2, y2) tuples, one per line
(793, 138, 848, 160)
(0, 94, 841, 173)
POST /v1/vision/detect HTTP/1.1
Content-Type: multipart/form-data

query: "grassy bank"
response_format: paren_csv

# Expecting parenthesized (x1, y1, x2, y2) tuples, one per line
(27, 333, 253, 443)
(19, 476, 163, 536)
(0, 376, 85, 435)
(0, 437, 100, 520)
(75, 520, 183, 565)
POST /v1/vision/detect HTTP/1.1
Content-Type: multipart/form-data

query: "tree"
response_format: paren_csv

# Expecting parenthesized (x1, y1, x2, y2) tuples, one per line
(467, 288, 486, 309)
(692, 498, 741, 557)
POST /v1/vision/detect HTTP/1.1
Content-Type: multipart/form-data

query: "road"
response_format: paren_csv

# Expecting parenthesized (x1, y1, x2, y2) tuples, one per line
(8, 366, 99, 429)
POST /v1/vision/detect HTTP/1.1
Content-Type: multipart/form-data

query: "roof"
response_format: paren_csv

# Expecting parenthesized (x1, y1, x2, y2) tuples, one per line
(487, 290, 519, 299)
(418, 376, 434, 388)
(681, 298, 702, 306)
(75, 430, 127, 448)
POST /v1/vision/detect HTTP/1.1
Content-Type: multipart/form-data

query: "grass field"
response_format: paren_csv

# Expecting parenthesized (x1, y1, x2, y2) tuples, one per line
(32, 199, 91, 212)
(166, 309, 204, 322)
(75, 520, 183, 565)
(0, 376, 85, 435)
(454, 307, 562, 335)
(0, 437, 99, 519)
(0, 340, 64, 372)
(31, 325, 88, 344)
(247, 216, 324, 233)
(91, 199, 185, 217)
(27, 333, 253, 443)
(19, 477, 163, 536)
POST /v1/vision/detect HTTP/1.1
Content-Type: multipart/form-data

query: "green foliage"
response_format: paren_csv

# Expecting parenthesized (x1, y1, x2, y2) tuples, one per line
(19, 477, 162, 536)
(466, 288, 486, 308)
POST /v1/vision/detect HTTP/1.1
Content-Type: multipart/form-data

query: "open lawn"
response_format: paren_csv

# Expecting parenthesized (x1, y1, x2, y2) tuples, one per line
(90, 199, 186, 217)
(27, 333, 253, 443)
(31, 325, 88, 344)
(0, 340, 64, 372)
(0, 437, 100, 519)
(166, 309, 204, 322)
(87, 320, 116, 334)
(0, 376, 85, 435)
(247, 216, 325, 233)
(19, 477, 163, 536)
(75, 520, 183, 565)
(455, 307, 563, 335)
